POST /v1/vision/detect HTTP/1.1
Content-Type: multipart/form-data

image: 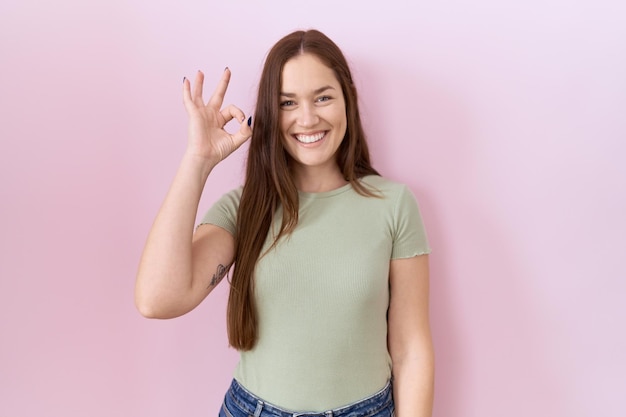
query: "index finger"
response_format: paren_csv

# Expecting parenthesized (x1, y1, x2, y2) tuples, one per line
(207, 67, 231, 108)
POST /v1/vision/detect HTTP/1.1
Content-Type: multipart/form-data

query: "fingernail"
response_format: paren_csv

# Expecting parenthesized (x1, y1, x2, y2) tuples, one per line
(247, 116, 252, 127)
(183, 76, 186, 83)
(224, 66, 229, 72)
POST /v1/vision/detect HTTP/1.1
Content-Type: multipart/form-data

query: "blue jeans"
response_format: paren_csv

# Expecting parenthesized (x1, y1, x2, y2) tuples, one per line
(218, 379, 394, 417)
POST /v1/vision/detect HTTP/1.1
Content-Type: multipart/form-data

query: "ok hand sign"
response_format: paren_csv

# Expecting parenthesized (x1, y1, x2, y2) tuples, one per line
(182, 68, 252, 166)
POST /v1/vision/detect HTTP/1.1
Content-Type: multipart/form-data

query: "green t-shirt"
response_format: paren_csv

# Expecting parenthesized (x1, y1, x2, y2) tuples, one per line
(201, 175, 430, 412)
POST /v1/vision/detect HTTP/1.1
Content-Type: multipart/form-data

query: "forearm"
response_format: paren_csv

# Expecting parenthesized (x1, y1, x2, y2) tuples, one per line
(135, 153, 215, 316)
(392, 347, 435, 417)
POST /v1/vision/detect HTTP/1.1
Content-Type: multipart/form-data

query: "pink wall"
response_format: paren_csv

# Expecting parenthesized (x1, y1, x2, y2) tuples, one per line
(1, 1, 625, 416)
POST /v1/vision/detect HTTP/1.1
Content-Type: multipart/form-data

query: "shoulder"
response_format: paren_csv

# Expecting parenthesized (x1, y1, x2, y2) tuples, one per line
(199, 186, 243, 234)
(216, 186, 244, 207)
(359, 175, 426, 224)
(359, 175, 414, 201)
(361, 177, 431, 256)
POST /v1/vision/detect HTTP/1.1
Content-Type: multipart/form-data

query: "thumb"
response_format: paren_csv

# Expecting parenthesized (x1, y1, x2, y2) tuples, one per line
(231, 116, 253, 149)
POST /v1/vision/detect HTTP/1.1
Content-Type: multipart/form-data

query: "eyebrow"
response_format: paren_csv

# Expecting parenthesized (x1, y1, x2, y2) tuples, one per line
(280, 85, 335, 97)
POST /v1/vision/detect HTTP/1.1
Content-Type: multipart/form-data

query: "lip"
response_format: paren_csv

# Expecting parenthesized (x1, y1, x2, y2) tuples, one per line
(292, 130, 328, 145)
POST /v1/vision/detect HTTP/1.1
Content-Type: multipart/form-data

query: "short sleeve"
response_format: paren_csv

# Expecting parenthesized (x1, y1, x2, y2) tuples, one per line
(197, 187, 243, 236)
(391, 185, 431, 259)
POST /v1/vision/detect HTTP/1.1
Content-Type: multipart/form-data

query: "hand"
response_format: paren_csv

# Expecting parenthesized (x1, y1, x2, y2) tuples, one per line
(182, 69, 252, 166)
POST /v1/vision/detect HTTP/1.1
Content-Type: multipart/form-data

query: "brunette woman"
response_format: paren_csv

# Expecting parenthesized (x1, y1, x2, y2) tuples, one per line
(136, 29, 434, 417)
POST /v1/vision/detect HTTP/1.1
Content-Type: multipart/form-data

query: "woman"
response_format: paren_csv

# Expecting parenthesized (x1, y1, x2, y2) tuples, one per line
(136, 29, 434, 417)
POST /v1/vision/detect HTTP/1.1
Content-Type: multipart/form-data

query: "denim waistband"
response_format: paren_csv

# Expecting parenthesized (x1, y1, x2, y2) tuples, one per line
(223, 379, 393, 417)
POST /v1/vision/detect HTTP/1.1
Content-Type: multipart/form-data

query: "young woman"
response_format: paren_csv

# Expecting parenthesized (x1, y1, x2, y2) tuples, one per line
(136, 29, 434, 417)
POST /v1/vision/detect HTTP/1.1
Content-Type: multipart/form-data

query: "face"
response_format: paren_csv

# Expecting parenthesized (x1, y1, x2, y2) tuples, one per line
(279, 53, 347, 175)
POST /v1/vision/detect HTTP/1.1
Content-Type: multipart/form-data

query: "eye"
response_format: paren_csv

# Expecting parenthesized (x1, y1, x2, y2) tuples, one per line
(280, 100, 295, 108)
(316, 95, 332, 103)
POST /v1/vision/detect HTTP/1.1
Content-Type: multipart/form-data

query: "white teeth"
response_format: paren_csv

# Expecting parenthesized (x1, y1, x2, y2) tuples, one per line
(295, 132, 325, 143)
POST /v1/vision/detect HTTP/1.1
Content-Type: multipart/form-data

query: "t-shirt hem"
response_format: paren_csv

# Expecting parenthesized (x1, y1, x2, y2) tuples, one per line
(390, 249, 432, 259)
(195, 221, 235, 236)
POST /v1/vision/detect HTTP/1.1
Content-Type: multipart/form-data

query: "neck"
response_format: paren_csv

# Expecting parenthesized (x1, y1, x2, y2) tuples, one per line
(291, 164, 347, 193)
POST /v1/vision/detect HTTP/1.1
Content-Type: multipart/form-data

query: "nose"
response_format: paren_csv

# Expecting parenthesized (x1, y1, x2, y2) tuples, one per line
(296, 102, 319, 128)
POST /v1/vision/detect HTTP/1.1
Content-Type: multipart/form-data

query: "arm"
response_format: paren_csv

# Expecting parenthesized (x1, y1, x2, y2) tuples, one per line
(135, 69, 251, 319)
(388, 254, 434, 417)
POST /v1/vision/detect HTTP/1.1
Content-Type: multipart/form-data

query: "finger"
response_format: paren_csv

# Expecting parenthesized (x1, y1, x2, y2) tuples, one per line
(193, 70, 205, 104)
(219, 104, 246, 125)
(207, 67, 231, 109)
(182, 77, 199, 114)
(182, 76, 193, 109)
(230, 116, 253, 149)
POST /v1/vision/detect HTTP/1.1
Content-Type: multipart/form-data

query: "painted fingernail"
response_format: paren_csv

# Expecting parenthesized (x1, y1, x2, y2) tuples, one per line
(247, 116, 252, 127)
(183, 76, 186, 83)
(224, 66, 229, 72)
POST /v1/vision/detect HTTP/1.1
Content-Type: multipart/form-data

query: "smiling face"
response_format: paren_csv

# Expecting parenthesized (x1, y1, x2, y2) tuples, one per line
(279, 53, 347, 180)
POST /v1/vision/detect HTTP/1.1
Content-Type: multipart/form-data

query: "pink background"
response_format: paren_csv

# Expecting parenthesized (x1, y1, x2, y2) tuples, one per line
(1, 0, 625, 416)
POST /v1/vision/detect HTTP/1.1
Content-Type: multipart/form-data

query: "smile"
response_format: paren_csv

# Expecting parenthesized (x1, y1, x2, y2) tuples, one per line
(294, 132, 326, 144)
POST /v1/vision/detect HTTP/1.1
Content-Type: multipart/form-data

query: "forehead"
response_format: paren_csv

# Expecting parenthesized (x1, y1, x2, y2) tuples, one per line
(281, 53, 340, 93)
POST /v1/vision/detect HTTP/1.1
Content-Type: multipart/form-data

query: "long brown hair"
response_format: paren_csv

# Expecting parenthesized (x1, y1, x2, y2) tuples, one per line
(228, 29, 380, 350)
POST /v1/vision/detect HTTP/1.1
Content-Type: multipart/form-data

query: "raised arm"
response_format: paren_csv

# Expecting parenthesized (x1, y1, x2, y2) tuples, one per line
(135, 69, 251, 319)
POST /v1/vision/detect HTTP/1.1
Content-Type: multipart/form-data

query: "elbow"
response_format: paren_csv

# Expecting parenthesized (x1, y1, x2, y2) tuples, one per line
(135, 300, 178, 319)
(134, 273, 194, 319)
(134, 275, 170, 319)
(135, 295, 162, 319)
(134, 290, 171, 319)
(134, 291, 186, 319)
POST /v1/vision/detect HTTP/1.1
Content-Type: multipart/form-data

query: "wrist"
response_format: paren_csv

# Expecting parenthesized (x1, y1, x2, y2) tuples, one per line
(180, 152, 217, 182)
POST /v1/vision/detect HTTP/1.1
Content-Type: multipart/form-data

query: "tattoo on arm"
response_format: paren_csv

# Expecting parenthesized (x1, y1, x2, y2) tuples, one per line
(208, 264, 228, 288)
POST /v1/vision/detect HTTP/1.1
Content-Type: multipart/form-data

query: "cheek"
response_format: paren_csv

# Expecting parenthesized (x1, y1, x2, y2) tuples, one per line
(334, 109, 348, 133)
(334, 101, 348, 127)
(279, 114, 291, 136)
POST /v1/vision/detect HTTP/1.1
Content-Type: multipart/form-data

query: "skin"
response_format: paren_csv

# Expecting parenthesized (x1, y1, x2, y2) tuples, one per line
(388, 255, 435, 417)
(134, 69, 246, 318)
(279, 53, 348, 193)
(135, 59, 434, 417)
